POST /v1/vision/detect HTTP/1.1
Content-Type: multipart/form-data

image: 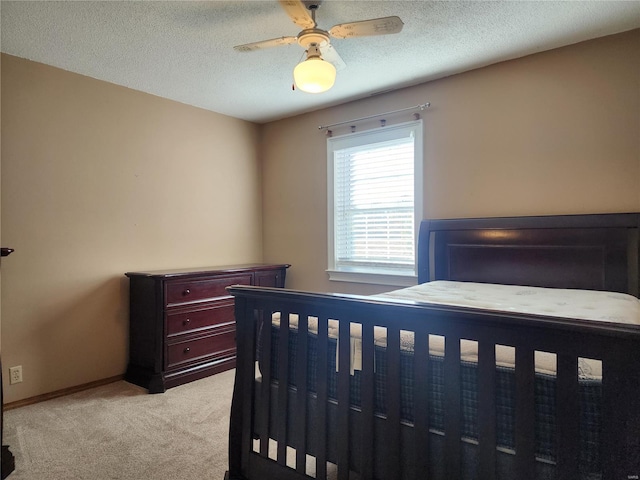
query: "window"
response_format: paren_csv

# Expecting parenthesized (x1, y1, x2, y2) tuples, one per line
(327, 120, 423, 286)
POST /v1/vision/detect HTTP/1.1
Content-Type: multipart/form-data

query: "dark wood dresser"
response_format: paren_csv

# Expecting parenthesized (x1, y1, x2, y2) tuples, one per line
(125, 263, 289, 393)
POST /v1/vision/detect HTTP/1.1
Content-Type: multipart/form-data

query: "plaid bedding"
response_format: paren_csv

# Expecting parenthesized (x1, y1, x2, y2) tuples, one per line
(263, 326, 602, 476)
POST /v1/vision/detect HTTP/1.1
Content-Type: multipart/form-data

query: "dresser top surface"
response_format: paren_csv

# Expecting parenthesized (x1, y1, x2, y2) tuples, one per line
(125, 263, 290, 279)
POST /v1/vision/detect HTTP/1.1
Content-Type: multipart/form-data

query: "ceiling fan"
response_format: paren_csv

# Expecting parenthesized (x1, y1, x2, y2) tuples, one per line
(233, 0, 404, 93)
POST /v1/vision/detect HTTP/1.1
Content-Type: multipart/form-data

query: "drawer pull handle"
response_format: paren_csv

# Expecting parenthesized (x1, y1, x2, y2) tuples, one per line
(183, 318, 191, 326)
(183, 289, 191, 296)
(183, 347, 190, 354)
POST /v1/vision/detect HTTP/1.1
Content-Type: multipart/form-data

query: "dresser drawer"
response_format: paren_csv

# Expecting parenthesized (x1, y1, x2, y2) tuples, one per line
(166, 328, 236, 370)
(165, 274, 252, 306)
(166, 301, 235, 336)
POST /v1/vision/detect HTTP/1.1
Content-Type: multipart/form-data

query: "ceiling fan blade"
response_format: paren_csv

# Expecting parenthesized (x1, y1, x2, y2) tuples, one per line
(320, 44, 346, 71)
(329, 16, 404, 39)
(278, 0, 315, 29)
(234, 36, 298, 52)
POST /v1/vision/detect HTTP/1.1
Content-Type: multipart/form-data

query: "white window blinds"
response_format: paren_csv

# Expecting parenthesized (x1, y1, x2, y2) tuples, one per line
(328, 120, 423, 284)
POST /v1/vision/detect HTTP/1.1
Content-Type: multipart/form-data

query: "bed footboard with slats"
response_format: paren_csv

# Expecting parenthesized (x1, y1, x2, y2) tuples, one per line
(225, 212, 640, 480)
(225, 286, 640, 480)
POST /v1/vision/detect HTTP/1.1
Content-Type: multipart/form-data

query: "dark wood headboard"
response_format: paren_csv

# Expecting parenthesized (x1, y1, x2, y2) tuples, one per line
(418, 213, 640, 297)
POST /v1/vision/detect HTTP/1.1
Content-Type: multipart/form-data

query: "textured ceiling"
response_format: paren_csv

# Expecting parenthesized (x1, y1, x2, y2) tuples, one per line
(2, 1, 639, 124)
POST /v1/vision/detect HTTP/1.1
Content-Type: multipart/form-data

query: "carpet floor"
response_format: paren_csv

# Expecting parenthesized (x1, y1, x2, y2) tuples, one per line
(3, 369, 235, 480)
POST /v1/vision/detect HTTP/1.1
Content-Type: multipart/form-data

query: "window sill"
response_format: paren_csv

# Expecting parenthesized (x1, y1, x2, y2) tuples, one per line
(326, 270, 418, 287)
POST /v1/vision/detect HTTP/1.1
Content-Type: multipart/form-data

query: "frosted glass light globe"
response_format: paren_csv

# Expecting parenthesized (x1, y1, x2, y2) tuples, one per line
(293, 57, 336, 93)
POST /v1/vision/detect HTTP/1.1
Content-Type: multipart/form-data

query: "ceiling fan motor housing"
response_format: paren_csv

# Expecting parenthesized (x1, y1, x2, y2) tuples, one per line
(298, 29, 330, 49)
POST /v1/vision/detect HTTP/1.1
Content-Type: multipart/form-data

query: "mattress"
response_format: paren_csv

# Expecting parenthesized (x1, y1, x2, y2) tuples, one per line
(378, 281, 639, 325)
(260, 282, 640, 476)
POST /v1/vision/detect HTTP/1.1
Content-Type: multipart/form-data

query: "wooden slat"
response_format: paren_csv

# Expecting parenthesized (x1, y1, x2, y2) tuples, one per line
(240, 302, 258, 474)
(294, 311, 309, 475)
(599, 347, 640, 480)
(622, 350, 640, 476)
(556, 353, 579, 479)
(276, 309, 291, 465)
(601, 353, 618, 480)
(258, 308, 273, 458)
(515, 346, 535, 480)
(315, 315, 329, 480)
(477, 339, 496, 478)
(385, 325, 401, 480)
(337, 317, 351, 480)
(412, 329, 430, 480)
(443, 335, 461, 480)
(359, 321, 375, 480)
(227, 296, 251, 477)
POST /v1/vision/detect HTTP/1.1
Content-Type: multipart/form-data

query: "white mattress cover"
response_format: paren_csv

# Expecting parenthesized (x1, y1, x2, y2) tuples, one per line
(270, 281, 640, 380)
(379, 281, 640, 325)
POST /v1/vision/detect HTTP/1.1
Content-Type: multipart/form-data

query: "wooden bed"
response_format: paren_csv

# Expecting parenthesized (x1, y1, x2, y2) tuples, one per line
(225, 213, 640, 480)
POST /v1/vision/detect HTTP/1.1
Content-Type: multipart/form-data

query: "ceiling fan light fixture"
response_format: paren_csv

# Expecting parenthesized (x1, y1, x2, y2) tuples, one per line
(293, 48, 336, 93)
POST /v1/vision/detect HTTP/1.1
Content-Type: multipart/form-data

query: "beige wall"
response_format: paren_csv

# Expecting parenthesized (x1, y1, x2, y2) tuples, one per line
(1, 54, 263, 402)
(261, 30, 640, 296)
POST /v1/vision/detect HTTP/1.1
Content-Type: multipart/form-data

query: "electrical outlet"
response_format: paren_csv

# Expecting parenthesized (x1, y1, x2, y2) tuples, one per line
(9, 365, 23, 384)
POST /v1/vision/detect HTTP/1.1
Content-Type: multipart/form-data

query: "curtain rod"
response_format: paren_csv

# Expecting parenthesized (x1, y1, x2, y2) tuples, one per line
(318, 102, 430, 130)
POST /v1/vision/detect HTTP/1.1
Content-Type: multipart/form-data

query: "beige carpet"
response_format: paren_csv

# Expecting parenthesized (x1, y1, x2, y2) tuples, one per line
(3, 369, 236, 480)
